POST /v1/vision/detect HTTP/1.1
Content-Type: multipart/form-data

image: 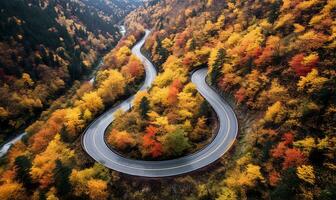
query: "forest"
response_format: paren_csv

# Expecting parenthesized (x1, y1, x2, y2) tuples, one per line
(0, 0, 138, 143)
(0, 0, 335, 199)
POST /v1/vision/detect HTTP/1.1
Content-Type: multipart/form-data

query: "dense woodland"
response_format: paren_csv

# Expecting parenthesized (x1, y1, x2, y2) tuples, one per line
(0, 0, 139, 142)
(0, 20, 145, 199)
(123, 0, 336, 199)
(0, 0, 335, 199)
(106, 61, 214, 159)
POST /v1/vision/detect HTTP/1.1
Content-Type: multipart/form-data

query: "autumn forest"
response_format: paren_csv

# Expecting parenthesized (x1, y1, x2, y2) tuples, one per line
(0, 0, 335, 199)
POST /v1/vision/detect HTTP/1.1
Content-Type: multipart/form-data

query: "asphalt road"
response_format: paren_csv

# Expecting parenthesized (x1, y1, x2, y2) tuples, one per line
(81, 30, 238, 177)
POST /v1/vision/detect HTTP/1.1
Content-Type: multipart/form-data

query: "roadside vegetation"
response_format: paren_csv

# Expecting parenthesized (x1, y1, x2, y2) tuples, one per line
(0, 26, 145, 199)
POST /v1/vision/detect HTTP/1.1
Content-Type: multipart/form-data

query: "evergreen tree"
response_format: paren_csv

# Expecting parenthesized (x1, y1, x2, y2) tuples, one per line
(210, 48, 226, 85)
(53, 160, 72, 197)
(14, 156, 34, 189)
(139, 96, 150, 119)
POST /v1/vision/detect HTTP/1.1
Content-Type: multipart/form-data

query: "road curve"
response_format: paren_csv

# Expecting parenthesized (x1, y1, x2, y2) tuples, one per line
(82, 30, 238, 177)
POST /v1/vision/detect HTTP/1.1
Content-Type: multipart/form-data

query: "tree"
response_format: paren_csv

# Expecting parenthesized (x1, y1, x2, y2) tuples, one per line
(108, 129, 136, 151)
(264, 101, 283, 123)
(79, 91, 104, 115)
(177, 90, 200, 120)
(268, 0, 281, 23)
(283, 148, 306, 169)
(295, 30, 329, 50)
(121, 57, 144, 79)
(64, 108, 84, 138)
(235, 87, 246, 104)
(139, 96, 150, 119)
(255, 36, 280, 66)
(297, 69, 328, 94)
(236, 164, 264, 187)
(70, 164, 109, 197)
(209, 48, 226, 85)
(271, 168, 301, 200)
(271, 132, 294, 159)
(296, 165, 315, 185)
(53, 160, 72, 197)
(216, 187, 237, 200)
(97, 70, 126, 104)
(293, 137, 316, 155)
(289, 53, 319, 76)
(141, 126, 163, 158)
(30, 134, 74, 188)
(0, 182, 26, 200)
(164, 128, 190, 157)
(14, 156, 34, 189)
(167, 79, 181, 105)
(21, 73, 34, 86)
(87, 179, 108, 200)
(133, 91, 149, 111)
(269, 171, 281, 186)
(189, 117, 210, 142)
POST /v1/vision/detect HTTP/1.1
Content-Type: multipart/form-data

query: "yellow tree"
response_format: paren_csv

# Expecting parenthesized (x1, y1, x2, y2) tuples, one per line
(263, 101, 283, 123)
(238, 164, 264, 187)
(82, 92, 104, 114)
(65, 108, 84, 137)
(177, 91, 200, 120)
(107, 129, 136, 151)
(0, 182, 26, 200)
(257, 79, 288, 107)
(70, 164, 109, 197)
(297, 165, 315, 184)
(293, 137, 316, 155)
(79, 91, 104, 115)
(189, 117, 210, 142)
(30, 134, 74, 188)
(216, 187, 237, 200)
(70, 168, 95, 196)
(22, 73, 34, 86)
(297, 69, 328, 94)
(97, 70, 126, 103)
(87, 179, 108, 200)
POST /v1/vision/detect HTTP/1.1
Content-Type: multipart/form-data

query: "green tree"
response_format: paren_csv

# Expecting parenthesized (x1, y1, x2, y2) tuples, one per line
(271, 168, 300, 200)
(139, 96, 150, 119)
(53, 160, 72, 197)
(14, 156, 34, 189)
(210, 48, 226, 85)
(164, 128, 191, 157)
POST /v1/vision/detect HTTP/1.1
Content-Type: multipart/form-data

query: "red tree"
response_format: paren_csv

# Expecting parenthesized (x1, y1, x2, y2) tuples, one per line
(235, 87, 246, 104)
(283, 148, 306, 169)
(142, 126, 163, 158)
(167, 79, 182, 105)
(289, 53, 318, 76)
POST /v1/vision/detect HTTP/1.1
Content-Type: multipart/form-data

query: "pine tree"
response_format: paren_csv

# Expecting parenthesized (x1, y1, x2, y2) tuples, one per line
(210, 48, 226, 85)
(53, 160, 72, 197)
(139, 96, 150, 119)
(14, 156, 34, 189)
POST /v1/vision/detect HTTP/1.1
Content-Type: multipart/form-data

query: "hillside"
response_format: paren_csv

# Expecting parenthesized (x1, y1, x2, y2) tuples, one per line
(0, 0, 141, 142)
(124, 0, 336, 199)
(0, 0, 334, 200)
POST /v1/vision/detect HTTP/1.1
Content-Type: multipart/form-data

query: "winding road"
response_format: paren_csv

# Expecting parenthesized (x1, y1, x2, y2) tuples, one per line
(82, 30, 238, 177)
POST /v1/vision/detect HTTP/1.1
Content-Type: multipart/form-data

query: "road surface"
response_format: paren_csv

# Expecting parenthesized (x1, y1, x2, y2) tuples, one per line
(81, 30, 238, 177)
